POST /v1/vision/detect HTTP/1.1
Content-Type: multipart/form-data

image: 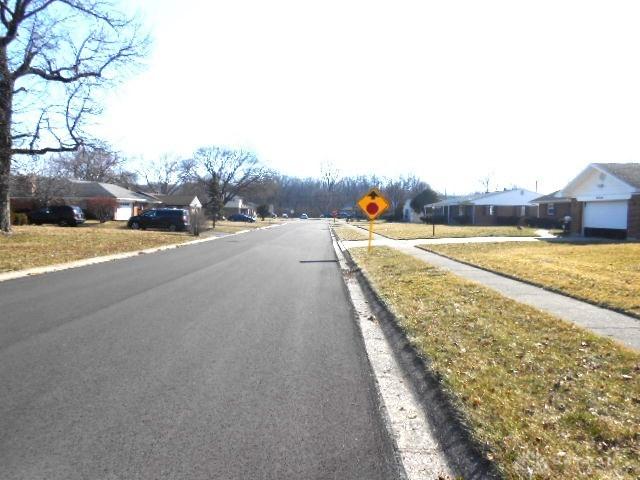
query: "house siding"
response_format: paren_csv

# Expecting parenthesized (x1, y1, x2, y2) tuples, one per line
(628, 194, 640, 239)
(472, 205, 534, 226)
(538, 202, 571, 220)
(540, 202, 571, 220)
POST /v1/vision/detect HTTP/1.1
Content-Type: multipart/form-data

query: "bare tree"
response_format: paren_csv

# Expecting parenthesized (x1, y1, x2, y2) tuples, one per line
(479, 172, 494, 194)
(139, 154, 189, 195)
(319, 161, 341, 214)
(51, 145, 129, 182)
(189, 146, 266, 228)
(10, 155, 67, 206)
(384, 175, 427, 220)
(0, 0, 148, 233)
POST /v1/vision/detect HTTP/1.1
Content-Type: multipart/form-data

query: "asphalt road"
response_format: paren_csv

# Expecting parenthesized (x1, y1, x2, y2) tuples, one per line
(0, 221, 400, 480)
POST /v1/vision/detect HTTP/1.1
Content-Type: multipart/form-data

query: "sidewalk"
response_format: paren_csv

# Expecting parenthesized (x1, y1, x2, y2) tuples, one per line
(339, 227, 640, 351)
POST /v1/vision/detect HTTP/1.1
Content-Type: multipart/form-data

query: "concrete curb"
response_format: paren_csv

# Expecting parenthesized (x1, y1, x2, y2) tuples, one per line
(0, 222, 286, 284)
(332, 230, 502, 479)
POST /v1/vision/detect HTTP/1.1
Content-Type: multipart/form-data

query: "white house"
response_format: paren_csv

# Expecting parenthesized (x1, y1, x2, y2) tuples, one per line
(223, 197, 256, 217)
(152, 195, 203, 214)
(561, 163, 640, 239)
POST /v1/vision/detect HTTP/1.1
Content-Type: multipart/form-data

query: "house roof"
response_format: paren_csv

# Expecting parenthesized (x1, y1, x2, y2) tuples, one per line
(68, 180, 159, 202)
(532, 191, 573, 203)
(428, 189, 539, 207)
(428, 193, 485, 207)
(593, 163, 640, 189)
(155, 195, 202, 206)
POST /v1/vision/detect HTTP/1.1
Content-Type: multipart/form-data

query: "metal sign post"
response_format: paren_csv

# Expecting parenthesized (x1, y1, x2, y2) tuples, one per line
(356, 188, 390, 254)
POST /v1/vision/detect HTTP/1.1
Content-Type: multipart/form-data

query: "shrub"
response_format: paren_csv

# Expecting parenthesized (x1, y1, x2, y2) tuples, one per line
(11, 212, 29, 225)
(496, 216, 521, 226)
(419, 215, 448, 224)
(85, 197, 116, 222)
(10, 198, 40, 213)
(452, 214, 471, 225)
(526, 217, 562, 229)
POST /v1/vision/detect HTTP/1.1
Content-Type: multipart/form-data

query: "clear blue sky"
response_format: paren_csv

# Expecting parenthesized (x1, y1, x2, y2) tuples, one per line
(96, 0, 640, 195)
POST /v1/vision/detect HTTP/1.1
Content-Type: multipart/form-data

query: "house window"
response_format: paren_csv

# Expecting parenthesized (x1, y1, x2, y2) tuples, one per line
(520, 206, 526, 216)
(458, 206, 464, 216)
(547, 203, 555, 216)
(487, 205, 494, 216)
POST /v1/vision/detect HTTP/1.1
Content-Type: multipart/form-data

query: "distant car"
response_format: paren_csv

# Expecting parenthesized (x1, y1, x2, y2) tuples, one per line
(127, 208, 190, 231)
(28, 205, 85, 226)
(300, 213, 308, 219)
(281, 213, 289, 218)
(227, 213, 256, 222)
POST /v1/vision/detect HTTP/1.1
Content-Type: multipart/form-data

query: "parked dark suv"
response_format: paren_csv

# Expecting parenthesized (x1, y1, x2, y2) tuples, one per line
(227, 213, 256, 222)
(127, 208, 190, 231)
(28, 205, 85, 226)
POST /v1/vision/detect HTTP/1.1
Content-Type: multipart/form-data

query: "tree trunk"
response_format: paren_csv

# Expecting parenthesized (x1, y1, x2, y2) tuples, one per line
(0, 45, 14, 233)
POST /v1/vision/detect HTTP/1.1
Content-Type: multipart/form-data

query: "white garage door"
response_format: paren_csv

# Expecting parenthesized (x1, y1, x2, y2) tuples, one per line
(115, 202, 132, 221)
(583, 201, 628, 230)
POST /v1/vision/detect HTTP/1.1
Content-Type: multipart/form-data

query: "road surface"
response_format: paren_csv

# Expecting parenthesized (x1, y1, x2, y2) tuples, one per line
(0, 221, 400, 479)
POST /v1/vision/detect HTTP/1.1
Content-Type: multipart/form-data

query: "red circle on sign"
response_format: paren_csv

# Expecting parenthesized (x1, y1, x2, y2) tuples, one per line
(366, 203, 379, 215)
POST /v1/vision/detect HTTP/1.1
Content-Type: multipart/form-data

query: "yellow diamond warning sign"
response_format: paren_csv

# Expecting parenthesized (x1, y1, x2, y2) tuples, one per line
(357, 188, 390, 220)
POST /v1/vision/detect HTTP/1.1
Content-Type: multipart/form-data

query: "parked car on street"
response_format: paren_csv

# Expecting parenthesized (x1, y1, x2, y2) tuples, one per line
(227, 213, 256, 222)
(127, 208, 190, 231)
(300, 213, 308, 219)
(28, 205, 85, 226)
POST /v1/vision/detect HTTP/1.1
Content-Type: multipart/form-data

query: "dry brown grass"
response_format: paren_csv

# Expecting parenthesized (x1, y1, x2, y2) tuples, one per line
(332, 225, 370, 241)
(83, 220, 128, 229)
(352, 222, 539, 240)
(350, 247, 640, 479)
(423, 242, 640, 317)
(0, 225, 191, 272)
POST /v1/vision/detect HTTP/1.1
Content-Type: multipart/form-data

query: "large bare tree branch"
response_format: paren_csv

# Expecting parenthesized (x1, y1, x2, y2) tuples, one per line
(0, 0, 148, 232)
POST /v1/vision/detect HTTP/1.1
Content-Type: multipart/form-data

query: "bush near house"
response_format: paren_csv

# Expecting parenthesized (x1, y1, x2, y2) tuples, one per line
(9, 197, 40, 213)
(84, 197, 117, 222)
(453, 214, 472, 225)
(526, 217, 563, 229)
(10, 212, 28, 225)
(419, 214, 447, 224)
(496, 216, 521, 226)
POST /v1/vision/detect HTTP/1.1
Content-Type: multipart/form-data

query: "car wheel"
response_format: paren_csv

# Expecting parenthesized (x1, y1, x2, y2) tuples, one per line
(58, 220, 67, 227)
(168, 224, 177, 232)
(130, 221, 140, 230)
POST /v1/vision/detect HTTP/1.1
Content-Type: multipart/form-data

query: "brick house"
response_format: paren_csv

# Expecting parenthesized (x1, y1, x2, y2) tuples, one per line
(560, 163, 640, 239)
(531, 191, 572, 225)
(427, 189, 539, 225)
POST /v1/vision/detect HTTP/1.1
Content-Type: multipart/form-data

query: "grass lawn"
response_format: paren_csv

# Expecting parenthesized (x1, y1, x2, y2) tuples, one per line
(0, 225, 192, 273)
(350, 247, 639, 479)
(423, 242, 640, 317)
(83, 220, 129, 229)
(353, 222, 539, 240)
(332, 225, 370, 241)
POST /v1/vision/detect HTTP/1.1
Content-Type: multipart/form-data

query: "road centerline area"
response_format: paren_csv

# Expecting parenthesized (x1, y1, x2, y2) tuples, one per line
(0, 221, 401, 480)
